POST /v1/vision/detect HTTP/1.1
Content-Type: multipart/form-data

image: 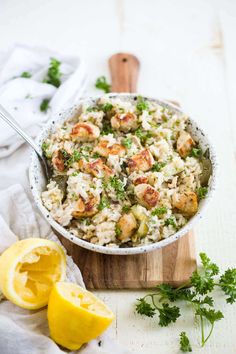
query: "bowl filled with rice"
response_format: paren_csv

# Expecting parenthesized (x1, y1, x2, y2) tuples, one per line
(29, 94, 217, 255)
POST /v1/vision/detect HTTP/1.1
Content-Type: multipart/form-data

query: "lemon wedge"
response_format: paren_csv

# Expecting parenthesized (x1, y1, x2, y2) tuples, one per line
(0, 238, 66, 309)
(47, 282, 115, 350)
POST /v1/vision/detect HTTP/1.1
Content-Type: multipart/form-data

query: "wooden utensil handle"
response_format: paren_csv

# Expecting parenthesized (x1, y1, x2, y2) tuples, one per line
(109, 53, 140, 93)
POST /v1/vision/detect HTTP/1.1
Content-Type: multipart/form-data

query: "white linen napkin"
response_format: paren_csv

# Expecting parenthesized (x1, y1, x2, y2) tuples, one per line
(0, 44, 87, 158)
(0, 184, 129, 354)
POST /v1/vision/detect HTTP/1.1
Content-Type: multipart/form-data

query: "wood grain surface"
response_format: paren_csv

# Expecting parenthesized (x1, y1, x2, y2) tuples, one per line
(58, 52, 196, 289)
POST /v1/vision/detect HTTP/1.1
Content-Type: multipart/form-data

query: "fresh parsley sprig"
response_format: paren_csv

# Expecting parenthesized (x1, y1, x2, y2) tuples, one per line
(135, 252, 236, 351)
(44, 57, 62, 88)
(179, 332, 192, 352)
(95, 76, 111, 93)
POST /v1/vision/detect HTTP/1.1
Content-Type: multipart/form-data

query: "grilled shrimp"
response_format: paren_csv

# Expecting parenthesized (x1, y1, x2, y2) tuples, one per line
(93, 139, 126, 157)
(72, 195, 100, 218)
(52, 150, 65, 172)
(172, 191, 198, 216)
(71, 122, 100, 142)
(116, 212, 138, 242)
(111, 112, 138, 132)
(79, 158, 113, 178)
(128, 149, 154, 172)
(177, 131, 195, 158)
(134, 183, 160, 209)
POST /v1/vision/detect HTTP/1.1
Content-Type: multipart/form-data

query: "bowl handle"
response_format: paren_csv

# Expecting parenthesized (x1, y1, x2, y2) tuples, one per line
(109, 53, 140, 93)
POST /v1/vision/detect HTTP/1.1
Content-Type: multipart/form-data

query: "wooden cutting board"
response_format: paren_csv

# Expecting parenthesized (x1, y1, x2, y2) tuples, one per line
(58, 53, 196, 289)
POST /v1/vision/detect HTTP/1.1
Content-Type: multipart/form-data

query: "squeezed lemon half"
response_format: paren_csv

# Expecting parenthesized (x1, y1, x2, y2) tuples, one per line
(0, 238, 66, 309)
(47, 282, 115, 350)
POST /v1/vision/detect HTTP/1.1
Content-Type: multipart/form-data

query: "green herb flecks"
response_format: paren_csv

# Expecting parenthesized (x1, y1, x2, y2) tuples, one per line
(197, 187, 208, 200)
(115, 224, 122, 237)
(101, 121, 114, 135)
(190, 147, 202, 158)
(151, 207, 168, 216)
(21, 71, 32, 78)
(101, 103, 113, 112)
(122, 205, 131, 213)
(136, 96, 149, 113)
(98, 197, 110, 211)
(151, 162, 166, 172)
(95, 76, 111, 93)
(165, 217, 177, 229)
(41, 142, 50, 158)
(122, 137, 132, 149)
(135, 128, 153, 144)
(40, 98, 50, 113)
(44, 58, 62, 88)
(179, 332, 192, 352)
(109, 176, 125, 200)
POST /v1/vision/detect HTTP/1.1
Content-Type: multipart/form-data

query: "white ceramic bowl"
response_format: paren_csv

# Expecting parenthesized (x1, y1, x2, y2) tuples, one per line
(29, 94, 217, 255)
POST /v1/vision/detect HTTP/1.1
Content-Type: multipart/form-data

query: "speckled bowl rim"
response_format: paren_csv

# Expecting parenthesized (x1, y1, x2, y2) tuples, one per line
(29, 93, 217, 255)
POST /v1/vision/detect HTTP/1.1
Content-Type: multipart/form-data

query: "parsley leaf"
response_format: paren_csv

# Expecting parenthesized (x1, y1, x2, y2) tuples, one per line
(44, 58, 62, 88)
(151, 162, 166, 172)
(135, 128, 152, 143)
(151, 206, 167, 216)
(40, 98, 50, 113)
(190, 147, 202, 158)
(98, 197, 110, 211)
(158, 303, 180, 327)
(115, 224, 122, 238)
(136, 298, 156, 318)
(165, 217, 177, 229)
(122, 137, 132, 149)
(197, 187, 208, 200)
(21, 71, 31, 78)
(136, 96, 149, 113)
(95, 76, 111, 93)
(179, 332, 192, 352)
(190, 253, 219, 295)
(122, 205, 131, 213)
(101, 103, 113, 112)
(109, 176, 125, 200)
(219, 268, 236, 304)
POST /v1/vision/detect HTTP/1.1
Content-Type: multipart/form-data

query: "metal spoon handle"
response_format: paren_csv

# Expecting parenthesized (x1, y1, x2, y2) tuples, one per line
(0, 104, 43, 158)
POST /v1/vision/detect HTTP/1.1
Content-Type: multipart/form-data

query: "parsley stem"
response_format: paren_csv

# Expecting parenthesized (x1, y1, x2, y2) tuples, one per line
(203, 323, 214, 346)
(200, 314, 205, 346)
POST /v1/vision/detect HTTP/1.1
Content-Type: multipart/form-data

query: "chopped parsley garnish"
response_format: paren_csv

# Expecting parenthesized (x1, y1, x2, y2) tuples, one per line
(109, 176, 125, 200)
(190, 147, 202, 158)
(101, 103, 113, 112)
(71, 172, 78, 177)
(165, 217, 177, 229)
(63, 150, 81, 167)
(135, 128, 152, 143)
(151, 162, 166, 172)
(95, 76, 111, 93)
(197, 187, 208, 200)
(44, 57, 62, 88)
(41, 142, 50, 157)
(179, 332, 192, 352)
(21, 71, 31, 78)
(101, 121, 114, 135)
(135, 252, 236, 349)
(92, 152, 101, 159)
(115, 225, 122, 237)
(151, 206, 168, 216)
(122, 137, 132, 149)
(122, 205, 131, 213)
(136, 96, 149, 113)
(98, 197, 110, 211)
(40, 98, 50, 113)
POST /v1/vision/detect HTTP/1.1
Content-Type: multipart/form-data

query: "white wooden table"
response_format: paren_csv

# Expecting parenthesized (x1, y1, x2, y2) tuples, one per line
(0, 0, 236, 352)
